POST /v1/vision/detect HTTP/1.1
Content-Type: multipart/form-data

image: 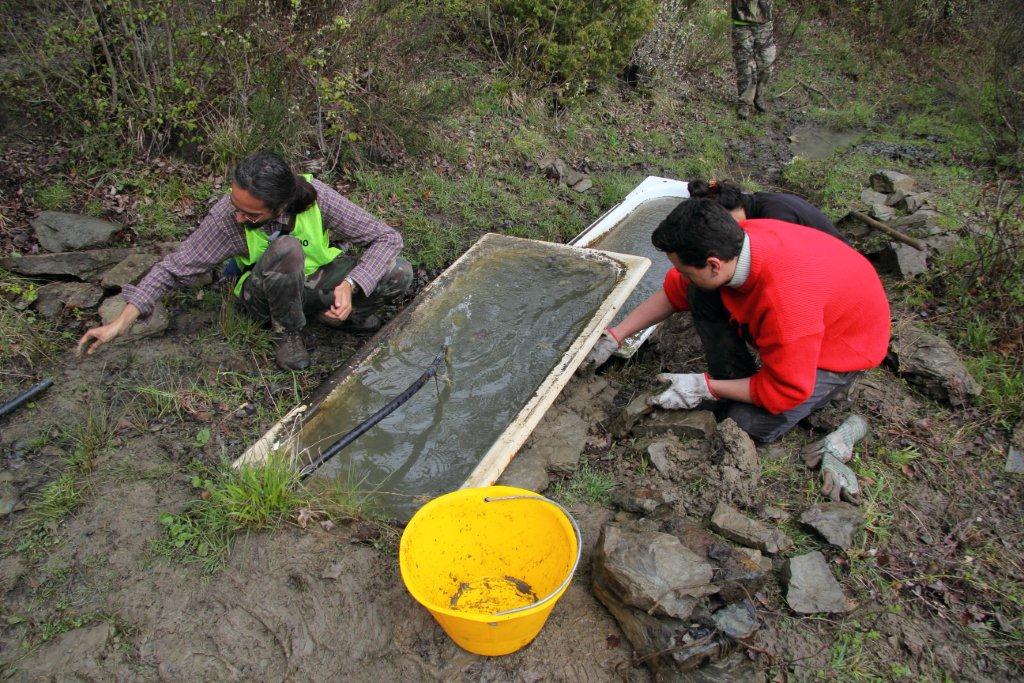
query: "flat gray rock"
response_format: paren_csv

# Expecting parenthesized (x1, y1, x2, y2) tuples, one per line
(1006, 447, 1024, 475)
(710, 502, 793, 555)
(898, 192, 936, 213)
(31, 211, 121, 252)
(859, 189, 889, 206)
(646, 437, 681, 477)
(571, 178, 593, 193)
(712, 599, 759, 640)
(784, 551, 853, 614)
(0, 248, 135, 280)
(33, 282, 104, 318)
(496, 449, 550, 492)
(612, 485, 677, 515)
(98, 294, 169, 343)
(596, 524, 717, 620)
(800, 502, 863, 550)
(868, 203, 896, 222)
(608, 393, 654, 438)
(635, 409, 717, 440)
(870, 170, 916, 194)
(100, 253, 161, 289)
(518, 406, 588, 476)
(870, 241, 929, 278)
(889, 324, 982, 406)
(892, 209, 941, 232)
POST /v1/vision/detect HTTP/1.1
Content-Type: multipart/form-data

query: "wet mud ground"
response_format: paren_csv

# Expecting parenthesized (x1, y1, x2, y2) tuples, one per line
(1, 114, 1021, 680)
(1, 290, 1021, 681)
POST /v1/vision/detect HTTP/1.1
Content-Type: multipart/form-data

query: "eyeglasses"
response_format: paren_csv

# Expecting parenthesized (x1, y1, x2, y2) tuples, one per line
(229, 196, 272, 222)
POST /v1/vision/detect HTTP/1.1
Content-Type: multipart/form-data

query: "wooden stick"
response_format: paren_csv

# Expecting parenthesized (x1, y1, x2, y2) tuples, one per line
(850, 211, 926, 251)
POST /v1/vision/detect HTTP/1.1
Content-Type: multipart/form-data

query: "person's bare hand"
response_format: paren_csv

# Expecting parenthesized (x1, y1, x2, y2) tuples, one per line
(76, 302, 140, 356)
(77, 322, 122, 355)
(323, 281, 354, 322)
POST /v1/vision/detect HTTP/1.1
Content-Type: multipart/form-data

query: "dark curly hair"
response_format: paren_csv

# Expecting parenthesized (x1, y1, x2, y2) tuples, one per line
(232, 151, 317, 217)
(687, 178, 745, 212)
(651, 198, 744, 267)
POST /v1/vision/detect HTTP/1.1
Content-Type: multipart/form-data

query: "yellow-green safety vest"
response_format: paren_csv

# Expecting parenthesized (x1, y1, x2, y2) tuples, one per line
(233, 174, 342, 296)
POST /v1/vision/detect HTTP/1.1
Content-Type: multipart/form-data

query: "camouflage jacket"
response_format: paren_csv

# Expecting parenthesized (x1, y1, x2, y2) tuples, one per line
(731, 0, 773, 24)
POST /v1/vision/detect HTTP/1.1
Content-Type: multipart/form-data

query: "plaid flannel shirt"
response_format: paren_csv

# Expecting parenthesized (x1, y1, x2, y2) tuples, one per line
(122, 178, 402, 317)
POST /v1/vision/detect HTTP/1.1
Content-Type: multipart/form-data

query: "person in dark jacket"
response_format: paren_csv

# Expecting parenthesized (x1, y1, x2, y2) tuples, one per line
(687, 178, 845, 242)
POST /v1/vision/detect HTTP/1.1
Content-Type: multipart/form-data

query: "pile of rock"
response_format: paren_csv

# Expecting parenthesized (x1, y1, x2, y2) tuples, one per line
(0, 211, 185, 342)
(532, 156, 593, 193)
(841, 170, 958, 278)
(593, 498, 862, 679)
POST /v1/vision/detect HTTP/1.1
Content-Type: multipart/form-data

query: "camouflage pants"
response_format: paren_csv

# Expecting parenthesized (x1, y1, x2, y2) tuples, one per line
(236, 235, 414, 332)
(732, 20, 776, 108)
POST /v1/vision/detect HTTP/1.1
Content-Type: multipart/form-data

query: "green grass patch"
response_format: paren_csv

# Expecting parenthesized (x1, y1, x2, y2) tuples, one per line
(551, 461, 615, 505)
(353, 168, 596, 270)
(153, 455, 303, 573)
(0, 272, 63, 380)
(33, 180, 73, 211)
(66, 402, 117, 472)
(152, 454, 368, 573)
(14, 472, 86, 560)
(216, 292, 273, 358)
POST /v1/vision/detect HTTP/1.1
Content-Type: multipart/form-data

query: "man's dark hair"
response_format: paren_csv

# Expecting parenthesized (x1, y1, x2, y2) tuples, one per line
(651, 198, 744, 266)
(687, 178, 744, 211)
(232, 151, 317, 216)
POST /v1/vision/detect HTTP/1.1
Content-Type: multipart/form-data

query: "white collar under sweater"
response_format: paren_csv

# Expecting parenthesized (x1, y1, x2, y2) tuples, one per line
(727, 233, 752, 288)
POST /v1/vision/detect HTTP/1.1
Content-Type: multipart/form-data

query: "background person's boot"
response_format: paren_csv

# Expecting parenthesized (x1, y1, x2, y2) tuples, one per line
(274, 330, 310, 370)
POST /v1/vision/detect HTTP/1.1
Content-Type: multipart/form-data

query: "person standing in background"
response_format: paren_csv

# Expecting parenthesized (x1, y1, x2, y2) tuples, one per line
(732, 0, 776, 119)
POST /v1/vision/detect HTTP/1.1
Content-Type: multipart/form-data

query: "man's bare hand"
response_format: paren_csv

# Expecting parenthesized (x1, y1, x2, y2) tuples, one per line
(322, 280, 354, 322)
(76, 303, 140, 356)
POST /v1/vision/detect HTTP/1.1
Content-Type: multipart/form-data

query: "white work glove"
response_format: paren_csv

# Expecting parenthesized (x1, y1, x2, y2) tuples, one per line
(801, 414, 869, 468)
(581, 329, 621, 372)
(648, 372, 715, 410)
(821, 454, 862, 505)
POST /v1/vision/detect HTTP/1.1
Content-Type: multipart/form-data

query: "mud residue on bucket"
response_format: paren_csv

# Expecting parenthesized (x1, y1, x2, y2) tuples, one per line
(448, 575, 539, 614)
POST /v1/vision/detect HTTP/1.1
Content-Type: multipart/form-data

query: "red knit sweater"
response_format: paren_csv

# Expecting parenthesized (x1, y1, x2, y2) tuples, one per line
(663, 218, 891, 414)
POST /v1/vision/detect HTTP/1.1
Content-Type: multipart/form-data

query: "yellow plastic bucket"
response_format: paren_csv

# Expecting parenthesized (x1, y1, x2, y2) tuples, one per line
(399, 485, 582, 656)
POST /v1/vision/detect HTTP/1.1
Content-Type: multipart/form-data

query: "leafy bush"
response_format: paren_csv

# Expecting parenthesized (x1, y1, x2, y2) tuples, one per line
(5, 0, 457, 170)
(455, 0, 656, 97)
(630, 0, 731, 90)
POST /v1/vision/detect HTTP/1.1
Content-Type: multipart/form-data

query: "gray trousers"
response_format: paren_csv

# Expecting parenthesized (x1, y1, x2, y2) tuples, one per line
(726, 369, 860, 444)
(689, 285, 859, 444)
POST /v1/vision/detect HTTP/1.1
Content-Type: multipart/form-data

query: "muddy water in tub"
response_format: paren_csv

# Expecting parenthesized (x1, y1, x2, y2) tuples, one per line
(291, 238, 620, 519)
(591, 196, 681, 328)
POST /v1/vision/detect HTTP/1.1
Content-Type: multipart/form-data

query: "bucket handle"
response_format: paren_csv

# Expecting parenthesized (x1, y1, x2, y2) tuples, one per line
(482, 494, 583, 617)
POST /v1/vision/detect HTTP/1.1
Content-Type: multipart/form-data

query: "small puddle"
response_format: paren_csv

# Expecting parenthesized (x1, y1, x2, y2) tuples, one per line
(789, 124, 867, 160)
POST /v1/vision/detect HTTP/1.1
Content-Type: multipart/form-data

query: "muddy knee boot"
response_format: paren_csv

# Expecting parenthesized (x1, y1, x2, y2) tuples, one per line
(801, 414, 868, 468)
(274, 330, 310, 371)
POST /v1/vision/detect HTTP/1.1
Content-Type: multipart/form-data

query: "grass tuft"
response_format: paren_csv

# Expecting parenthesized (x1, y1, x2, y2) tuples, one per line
(551, 460, 615, 505)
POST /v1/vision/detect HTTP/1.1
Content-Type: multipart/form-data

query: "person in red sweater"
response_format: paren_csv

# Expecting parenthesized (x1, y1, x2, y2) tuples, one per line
(585, 198, 890, 499)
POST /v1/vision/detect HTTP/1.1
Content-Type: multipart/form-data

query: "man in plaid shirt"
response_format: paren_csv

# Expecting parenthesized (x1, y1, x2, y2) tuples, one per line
(77, 152, 412, 370)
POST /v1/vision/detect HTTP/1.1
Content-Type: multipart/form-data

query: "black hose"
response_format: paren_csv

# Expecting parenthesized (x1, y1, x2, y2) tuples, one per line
(0, 379, 54, 418)
(299, 347, 448, 480)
